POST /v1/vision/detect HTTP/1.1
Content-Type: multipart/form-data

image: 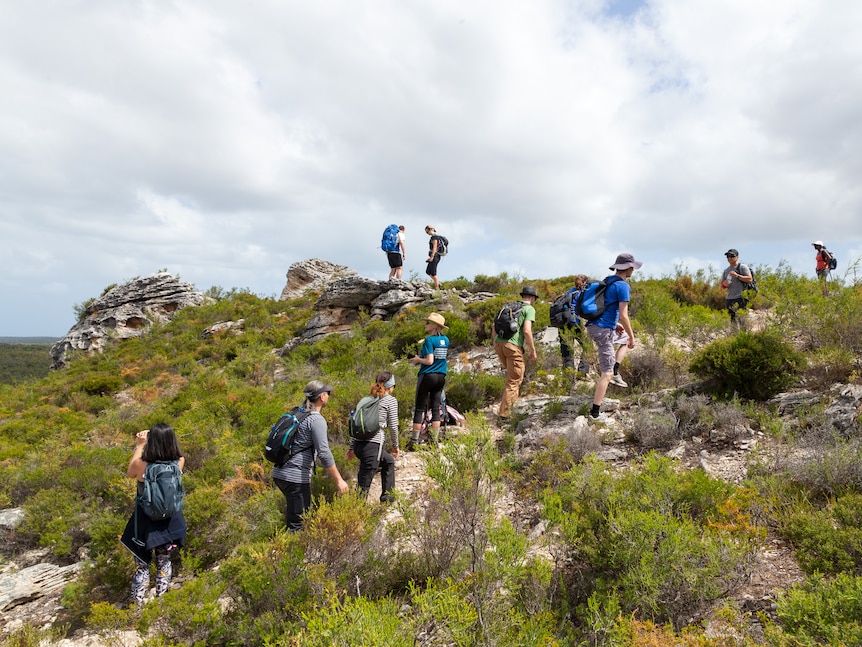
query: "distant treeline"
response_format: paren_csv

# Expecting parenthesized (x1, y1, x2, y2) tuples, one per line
(0, 343, 53, 383)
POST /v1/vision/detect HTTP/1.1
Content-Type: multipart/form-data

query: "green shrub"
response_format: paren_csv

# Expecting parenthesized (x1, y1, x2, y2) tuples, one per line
(690, 329, 805, 400)
(781, 492, 862, 575)
(543, 454, 760, 627)
(774, 573, 862, 644)
(443, 371, 504, 413)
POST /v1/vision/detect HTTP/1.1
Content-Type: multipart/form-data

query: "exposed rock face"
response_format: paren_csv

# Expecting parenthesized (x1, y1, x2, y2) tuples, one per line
(279, 259, 357, 300)
(299, 277, 435, 343)
(50, 273, 208, 368)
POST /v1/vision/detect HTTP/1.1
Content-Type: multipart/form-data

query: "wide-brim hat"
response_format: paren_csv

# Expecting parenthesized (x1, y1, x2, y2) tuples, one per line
(520, 285, 538, 298)
(425, 312, 448, 331)
(609, 253, 643, 270)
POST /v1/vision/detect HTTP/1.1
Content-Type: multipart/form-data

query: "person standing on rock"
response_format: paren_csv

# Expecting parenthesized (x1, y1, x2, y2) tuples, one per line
(272, 381, 350, 531)
(587, 254, 641, 423)
(407, 313, 449, 449)
(346, 372, 400, 502)
(121, 423, 186, 608)
(425, 225, 446, 289)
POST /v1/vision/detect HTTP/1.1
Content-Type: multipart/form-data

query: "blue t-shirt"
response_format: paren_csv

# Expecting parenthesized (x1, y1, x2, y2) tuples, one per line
(418, 335, 449, 375)
(589, 276, 630, 330)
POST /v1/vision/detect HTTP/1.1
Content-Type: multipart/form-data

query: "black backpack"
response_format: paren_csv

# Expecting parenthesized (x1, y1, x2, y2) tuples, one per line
(574, 276, 622, 321)
(264, 407, 313, 466)
(348, 396, 382, 441)
(139, 460, 184, 521)
(493, 301, 525, 338)
(739, 264, 758, 294)
(822, 249, 838, 271)
(549, 290, 577, 328)
(434, 235, 449, 257)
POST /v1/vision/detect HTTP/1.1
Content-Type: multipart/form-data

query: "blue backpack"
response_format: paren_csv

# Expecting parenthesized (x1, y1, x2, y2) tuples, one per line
(574, 276, 623, 321)
(139, 460, 184, 521)
(381, 224, 400, 252)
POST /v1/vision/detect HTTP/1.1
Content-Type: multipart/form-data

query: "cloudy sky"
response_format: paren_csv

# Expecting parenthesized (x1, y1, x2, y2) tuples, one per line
(2, 0, 860, 337)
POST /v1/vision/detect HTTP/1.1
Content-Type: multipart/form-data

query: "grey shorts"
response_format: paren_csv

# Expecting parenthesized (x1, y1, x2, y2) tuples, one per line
(587, 325, 616, 374)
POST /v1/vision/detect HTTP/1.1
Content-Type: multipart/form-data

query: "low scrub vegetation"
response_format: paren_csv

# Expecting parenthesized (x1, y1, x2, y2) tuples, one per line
(1, 265, 861, 644)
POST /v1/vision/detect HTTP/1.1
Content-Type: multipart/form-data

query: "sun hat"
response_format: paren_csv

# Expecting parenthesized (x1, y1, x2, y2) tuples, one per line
(520, 285, 538, 298)
(812, 240, 824, 247)
(724, 249, 739, 257)
(424, 312, 448, 331)
(609, 253, 643, 270)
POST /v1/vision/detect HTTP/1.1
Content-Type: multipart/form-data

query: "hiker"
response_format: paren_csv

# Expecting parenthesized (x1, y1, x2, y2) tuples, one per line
(559, 274, 591, 375)
(387, 225, 407, 280)
(494, 285, 538, 423)
(425, 225, 445, 289)
(586, 254, 641, 423)
(272, 381, 349, 531)
(346, 372, 400, 502)
(812, 240, 832, 296)
(720, 248, 754, 326)
(407, 313, 449, 449)
(121, 423, 186, 608)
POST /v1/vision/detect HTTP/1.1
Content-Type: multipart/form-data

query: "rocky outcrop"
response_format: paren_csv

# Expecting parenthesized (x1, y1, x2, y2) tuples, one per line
(299, 277, 434, 343)
(279, 259, 357, 300)
(50, 273, 208, 369)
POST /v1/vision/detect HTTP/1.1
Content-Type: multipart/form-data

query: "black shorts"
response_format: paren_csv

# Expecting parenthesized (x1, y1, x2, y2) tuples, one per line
(426, 255, 441, 276)
(387, 251, 403, 268)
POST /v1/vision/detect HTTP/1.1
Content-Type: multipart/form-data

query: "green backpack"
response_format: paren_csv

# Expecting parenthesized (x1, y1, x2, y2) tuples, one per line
(349, 396, 382, 441)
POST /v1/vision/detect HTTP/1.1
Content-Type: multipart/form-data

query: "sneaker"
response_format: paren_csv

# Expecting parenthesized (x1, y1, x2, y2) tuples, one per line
(609, 374, 628, 387)
(588, 412, 609, 424)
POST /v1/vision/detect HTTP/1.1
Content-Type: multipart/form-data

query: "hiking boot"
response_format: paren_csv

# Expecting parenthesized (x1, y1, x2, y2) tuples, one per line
(588, 412, 609, 424)
(609, 374, 628, 387)
(405, 439, 417, 452)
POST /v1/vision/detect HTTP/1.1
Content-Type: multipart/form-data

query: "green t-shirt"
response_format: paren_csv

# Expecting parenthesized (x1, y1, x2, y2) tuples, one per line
(495, 302, 536, 348)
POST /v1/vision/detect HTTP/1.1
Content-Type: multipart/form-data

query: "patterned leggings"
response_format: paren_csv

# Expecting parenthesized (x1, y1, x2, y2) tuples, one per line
(131, 545, 174, 606)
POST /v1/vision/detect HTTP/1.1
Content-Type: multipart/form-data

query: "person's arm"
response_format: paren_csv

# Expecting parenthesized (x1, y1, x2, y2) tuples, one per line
(399, 236, 406, 259)
(734, 265, 752, 283)
(310, 416, 349, 494)
(127, 430, 148, 480)
(428, 238, 438, 260)
(618, 302, 635, 349)
(410, 352, 434, 366)
(522, 319, 537, 362)
(382, 395, 400, 458)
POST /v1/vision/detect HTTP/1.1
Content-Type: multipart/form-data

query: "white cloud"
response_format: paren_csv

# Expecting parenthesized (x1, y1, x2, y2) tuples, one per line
(1, 0, 860, 336)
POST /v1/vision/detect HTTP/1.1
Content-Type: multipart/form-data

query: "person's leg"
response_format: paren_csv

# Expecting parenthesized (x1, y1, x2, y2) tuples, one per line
(588, 326, 615, 418)
(354, 441, 380, 498)
(378, 449, 396, 501)
(427, 374, 445, 442)
(130, 557, 150, 607)
(154, 546, 173, 597)
(559, 323, 575, 369)
(409, 375, 430, 449)
(496, 342, 524, 419)
(426, 258, 440, 289)
(275, 478, 310, 532)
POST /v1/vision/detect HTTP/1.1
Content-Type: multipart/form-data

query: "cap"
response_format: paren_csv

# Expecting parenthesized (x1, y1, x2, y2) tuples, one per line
(812, 240, 824, 247)
(424, 312, 448, 331)
(609, 253, 643, 270)
(304, 384, 334, 400)
(724, 249, 739, 257)
(520, 285, 538, 298)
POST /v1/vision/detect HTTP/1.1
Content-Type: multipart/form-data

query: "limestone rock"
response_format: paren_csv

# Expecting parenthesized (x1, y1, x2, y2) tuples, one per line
(0, 562, 82, 612)
(825, 383, 862, 433)
(279, 259, 357, 300)
(50, 273, 207, 368)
